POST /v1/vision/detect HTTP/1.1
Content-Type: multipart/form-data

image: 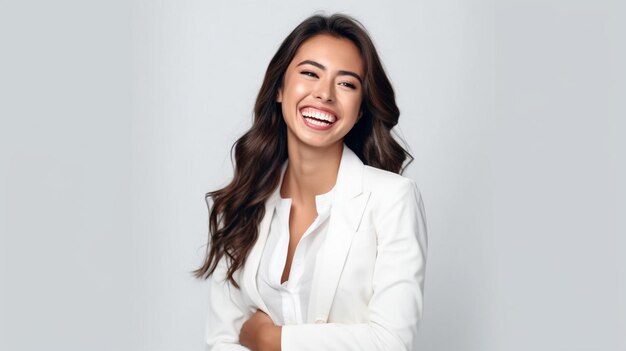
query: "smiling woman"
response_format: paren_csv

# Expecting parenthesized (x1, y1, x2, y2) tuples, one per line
(278, 34, 364, 151)
(194, 13, 428, 351)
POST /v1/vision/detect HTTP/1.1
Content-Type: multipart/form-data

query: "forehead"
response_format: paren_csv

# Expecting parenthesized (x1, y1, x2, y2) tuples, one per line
(290, 34, 364, 76)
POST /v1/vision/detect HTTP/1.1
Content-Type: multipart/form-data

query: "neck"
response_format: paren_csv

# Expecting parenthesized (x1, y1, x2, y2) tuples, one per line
(280, 140, 343, 203)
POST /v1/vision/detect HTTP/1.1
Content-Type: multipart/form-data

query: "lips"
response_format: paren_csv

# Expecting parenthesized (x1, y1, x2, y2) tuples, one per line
(299, 106, 337, 131)
(300, 106, 336, 123)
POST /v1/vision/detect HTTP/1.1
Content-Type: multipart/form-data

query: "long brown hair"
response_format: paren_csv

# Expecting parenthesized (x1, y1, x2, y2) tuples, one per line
(193, 13, 413, 287)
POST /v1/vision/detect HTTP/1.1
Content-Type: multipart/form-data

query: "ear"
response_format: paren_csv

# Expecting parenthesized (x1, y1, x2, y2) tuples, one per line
(357, 110, 363, 121)
(276, 88, 283, 103)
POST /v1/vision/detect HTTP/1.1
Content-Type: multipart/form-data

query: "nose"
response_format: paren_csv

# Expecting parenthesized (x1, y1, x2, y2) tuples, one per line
(313, 77, 334, 102)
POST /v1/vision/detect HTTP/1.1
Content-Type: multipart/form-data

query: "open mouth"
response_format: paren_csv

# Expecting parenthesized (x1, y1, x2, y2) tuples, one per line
(300, 107, 337, 129)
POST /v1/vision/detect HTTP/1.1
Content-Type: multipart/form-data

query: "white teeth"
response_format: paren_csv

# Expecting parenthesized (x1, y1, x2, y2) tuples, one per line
(301, 108, 336, 123)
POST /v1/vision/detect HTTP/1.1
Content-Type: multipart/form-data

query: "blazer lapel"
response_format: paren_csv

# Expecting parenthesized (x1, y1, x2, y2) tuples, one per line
(241, 145, 371, 323)
(307, 145, 371, 323)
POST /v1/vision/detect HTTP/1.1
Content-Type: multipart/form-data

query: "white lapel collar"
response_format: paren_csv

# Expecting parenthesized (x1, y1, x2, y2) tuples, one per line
(240, 145, 371, 323)
(307, 144, 372, 323)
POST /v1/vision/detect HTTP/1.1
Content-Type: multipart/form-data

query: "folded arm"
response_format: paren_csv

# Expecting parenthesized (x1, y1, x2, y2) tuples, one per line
(207, 179, 428, 351)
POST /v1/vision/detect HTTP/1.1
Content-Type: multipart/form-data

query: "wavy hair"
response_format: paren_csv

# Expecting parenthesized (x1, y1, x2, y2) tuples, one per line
(193, 13, 413, 287)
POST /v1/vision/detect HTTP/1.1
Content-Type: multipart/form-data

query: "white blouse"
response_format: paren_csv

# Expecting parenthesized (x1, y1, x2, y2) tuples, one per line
(256, 174, 335, 326)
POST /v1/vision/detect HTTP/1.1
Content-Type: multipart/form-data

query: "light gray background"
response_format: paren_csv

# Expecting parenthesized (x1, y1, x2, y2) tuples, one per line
(1, 0, 624, 350)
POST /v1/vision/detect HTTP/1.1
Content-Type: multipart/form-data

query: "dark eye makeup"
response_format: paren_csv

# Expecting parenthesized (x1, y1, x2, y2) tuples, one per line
(299, 71, 358, 90)
(340, 82, 357, 89)
(300, 70, 318, 78)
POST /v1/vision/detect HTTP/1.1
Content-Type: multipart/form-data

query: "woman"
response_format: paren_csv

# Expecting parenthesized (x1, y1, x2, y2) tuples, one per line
(194, 13, 428, 351)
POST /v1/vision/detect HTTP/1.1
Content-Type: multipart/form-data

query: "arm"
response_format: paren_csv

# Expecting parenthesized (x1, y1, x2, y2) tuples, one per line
(240, 310, 282, 351)
(205, 256, 252, 351)
(280, 179, 429, 351)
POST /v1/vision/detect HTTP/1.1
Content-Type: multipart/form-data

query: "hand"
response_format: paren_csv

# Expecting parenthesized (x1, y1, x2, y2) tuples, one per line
(240, 310, 281, 351)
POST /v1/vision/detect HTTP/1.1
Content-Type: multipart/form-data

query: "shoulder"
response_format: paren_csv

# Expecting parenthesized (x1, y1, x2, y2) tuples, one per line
(362, 165, 421, 198)
(361, 165, 425, 223)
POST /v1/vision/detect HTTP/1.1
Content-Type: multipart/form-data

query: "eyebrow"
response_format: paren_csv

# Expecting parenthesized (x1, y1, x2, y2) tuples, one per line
(296, 59, 363, 84)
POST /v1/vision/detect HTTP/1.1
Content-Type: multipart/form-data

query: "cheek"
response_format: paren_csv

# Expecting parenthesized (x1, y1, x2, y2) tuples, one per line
(281, 77, 308, 99)
(347, 97, 363, 119)
(291, 81, 309, 97)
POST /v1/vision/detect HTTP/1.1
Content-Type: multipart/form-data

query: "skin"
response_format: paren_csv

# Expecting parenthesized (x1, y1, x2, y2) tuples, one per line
(238, 34, 365, 351)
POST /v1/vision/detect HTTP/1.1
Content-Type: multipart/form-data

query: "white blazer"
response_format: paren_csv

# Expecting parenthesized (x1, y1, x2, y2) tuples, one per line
(206, 144, 428, 351)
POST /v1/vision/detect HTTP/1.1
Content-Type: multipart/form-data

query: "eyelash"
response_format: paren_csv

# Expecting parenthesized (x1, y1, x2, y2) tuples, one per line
(300, 70, 357, 90)
(301, 70, 318, 78)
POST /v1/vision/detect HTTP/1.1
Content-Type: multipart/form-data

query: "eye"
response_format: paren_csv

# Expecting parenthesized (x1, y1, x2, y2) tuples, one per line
(339, 82, 357, 90)
(300, 70, 318, 78)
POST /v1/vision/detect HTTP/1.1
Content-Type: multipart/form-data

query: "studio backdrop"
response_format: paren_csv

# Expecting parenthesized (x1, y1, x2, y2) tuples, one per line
(1, 0, 624, 350)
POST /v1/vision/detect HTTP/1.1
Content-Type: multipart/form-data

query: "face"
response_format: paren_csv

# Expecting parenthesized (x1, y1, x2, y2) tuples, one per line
(277, 34, 364, 151)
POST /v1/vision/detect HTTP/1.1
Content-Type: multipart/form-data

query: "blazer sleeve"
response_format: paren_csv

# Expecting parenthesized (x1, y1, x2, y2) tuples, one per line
(205, 255, 251, 351)
(281, 179, 428, 351)
(203, 194, 251, 350)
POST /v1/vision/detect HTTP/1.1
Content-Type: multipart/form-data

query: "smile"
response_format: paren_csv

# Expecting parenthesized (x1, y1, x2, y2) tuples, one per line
(300, 107, 337, 130)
